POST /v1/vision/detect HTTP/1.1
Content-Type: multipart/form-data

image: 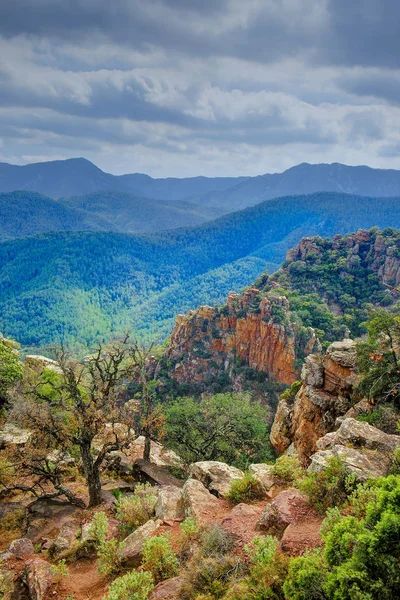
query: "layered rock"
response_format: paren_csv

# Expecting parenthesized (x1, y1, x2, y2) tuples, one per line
(270, 339, 364, 463)
(167, 287, 318, 386)
(309, 418, 400, 480)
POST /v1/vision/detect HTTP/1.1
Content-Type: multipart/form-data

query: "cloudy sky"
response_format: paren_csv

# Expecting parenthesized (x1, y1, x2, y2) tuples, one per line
(0, 0, 399, 177)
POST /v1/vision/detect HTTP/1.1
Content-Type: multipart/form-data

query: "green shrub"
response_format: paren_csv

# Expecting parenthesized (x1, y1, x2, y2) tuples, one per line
(271, 454, 304, 486)
(97, 538, 121, 577)
(115, 484, 157, 535)
(50, 559, 69, 585)
(179, 554, 241, 599)
(103, 570, 154, 600)
(300, 456, 357, 514)
(88, 511, 109, 546)
(180, 516, 201, 545)
(227, 472, 264, 504)
(141, 534, 179, 583)
(224, 535, 288, 600)
(200, 525, 235, 557)
(283, 550, 327, 600)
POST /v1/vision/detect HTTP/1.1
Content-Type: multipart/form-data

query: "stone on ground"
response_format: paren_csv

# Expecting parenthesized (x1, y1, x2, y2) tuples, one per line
(189, 461, 244, 497)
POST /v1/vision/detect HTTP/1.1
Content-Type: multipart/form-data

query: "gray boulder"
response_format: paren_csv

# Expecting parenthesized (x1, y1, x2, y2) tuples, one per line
(118, 519, 162, 567)
(189, 461, 243, 497)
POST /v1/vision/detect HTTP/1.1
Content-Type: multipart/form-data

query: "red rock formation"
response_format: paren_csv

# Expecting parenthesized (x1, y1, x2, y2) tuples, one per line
(270, 339, 367, 463)
(167, 287, 319, 386)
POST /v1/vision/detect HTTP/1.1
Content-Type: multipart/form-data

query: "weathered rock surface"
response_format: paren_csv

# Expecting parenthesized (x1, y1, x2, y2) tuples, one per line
(49, 522, 78, 556)
(0, 423, 32, 448)
(149, 576, 185, 599)
(271, 340, 363, 463)
(280, 517, 323, 556)
(257, 489, 317, 538)
(248, 464, 274, 492)
(132, 437, 182, 468)
(221, 503, 264, 546)
(318, 418, 400, 453)
(8, 538, 34, 559)
(22, 559, 53, 600)
(181, 478, 219, 520)
(155, 486, 184, 521)
(167, 288, 318, 386)
(118, 519, 162, 567)
(308, 418, 400, 480)
(189, 461, 243, 498)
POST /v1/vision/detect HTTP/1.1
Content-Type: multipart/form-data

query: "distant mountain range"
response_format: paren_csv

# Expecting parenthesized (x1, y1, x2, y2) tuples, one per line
(2, 190, 400, 352)
(3, 158, 400, 213)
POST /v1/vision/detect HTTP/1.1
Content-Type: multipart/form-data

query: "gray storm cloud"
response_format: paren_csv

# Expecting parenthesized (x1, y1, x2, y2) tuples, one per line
(0, 0, 399, 176)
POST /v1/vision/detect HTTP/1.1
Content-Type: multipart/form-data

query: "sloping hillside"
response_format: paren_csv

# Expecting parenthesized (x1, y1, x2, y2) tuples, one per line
(1, 192, 400, 350)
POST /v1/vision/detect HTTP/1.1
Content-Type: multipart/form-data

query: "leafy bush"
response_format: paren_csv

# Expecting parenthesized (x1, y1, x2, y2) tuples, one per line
(227, 472, 264, 504)
(50, 559, 69, 585)
(97, 538, 121, 577)
(200, 525, 235, 557)
(224, 535, 288, 600)
(115, 484, 157, 534)
(282, 474, 400, 599)
(271, 454, 304, 486)
(88, 511, 109, 546)
(141, 534, 179, 582)
(283, 550, 327, 600)
(179, 554, 241, 599)
(300, 456, 357, 514)
(103, 570, 154, 600)
(180, 516, 201, 545)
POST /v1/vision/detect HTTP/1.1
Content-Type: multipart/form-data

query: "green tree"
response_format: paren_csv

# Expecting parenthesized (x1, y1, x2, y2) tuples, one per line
(356, 309, 400, 407)
(0, 335, 22, 406)
(164, 393, 273, 468)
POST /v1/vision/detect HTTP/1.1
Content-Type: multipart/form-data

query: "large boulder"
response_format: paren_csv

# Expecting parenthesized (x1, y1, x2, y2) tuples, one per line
(22, 559, 53, 600)
(257, 489, 315, 538)
(49, 522, 79, 556)
(0, 423, 32, 449)
(155, 486, 184, 521)
(318, 418, 400, 453)
(132, 437, 182, 468)
(280, 517, 323, 556)
(308, 445, 393, 481)
(149, 576, 186, 599)
(181, 479, 219, 521)
(221, 503, 264, 546)
(117, 519, 162, 567)
(189, 461, 243, 497)
(248, 464, 274, 493)
(8, 537, 34, 559)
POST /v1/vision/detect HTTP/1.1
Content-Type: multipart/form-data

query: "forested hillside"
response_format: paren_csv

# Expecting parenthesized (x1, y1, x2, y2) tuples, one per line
(0, 191, 115, 240)
(1, 191, 400, 351)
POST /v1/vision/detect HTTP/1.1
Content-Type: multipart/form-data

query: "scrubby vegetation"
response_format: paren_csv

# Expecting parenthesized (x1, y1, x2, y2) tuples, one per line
(165, 393, 274, 468)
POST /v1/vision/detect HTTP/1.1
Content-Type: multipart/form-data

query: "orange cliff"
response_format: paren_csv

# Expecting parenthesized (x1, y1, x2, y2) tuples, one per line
(167, 287, 319, 386)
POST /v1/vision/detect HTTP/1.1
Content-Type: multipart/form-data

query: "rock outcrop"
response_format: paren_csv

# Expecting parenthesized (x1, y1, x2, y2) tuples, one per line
(309, 418, 400, 480)
(189, 461, 244, 498)
(118, 519, 163, 567)
(167, 288, 318, 386)
(181, 478, 219, 520)
(270, 339, 364, 463)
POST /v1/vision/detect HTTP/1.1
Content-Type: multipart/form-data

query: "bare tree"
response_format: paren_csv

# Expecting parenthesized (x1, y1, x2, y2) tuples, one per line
(5, 336, 137, 507)
(129, 342, 164, 461)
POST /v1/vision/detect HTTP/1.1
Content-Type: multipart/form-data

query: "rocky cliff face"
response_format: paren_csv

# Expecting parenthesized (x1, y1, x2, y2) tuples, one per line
(270, 339, 373, 463)
(167, 287, 319, 386)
